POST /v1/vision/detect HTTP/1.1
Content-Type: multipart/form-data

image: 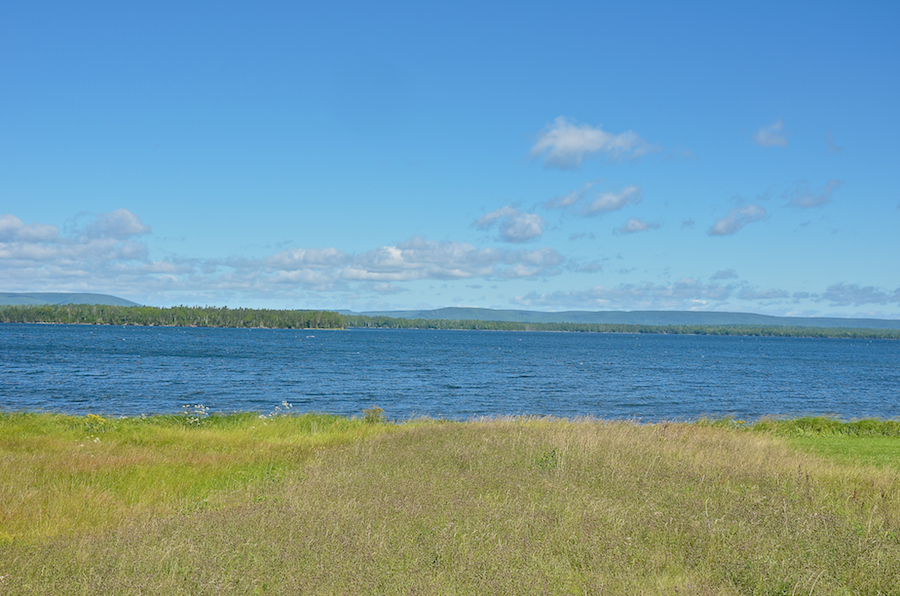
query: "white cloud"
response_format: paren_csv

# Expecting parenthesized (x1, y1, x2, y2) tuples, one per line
(530, 116, 658, 169)
(335, 238, 564, 282)
(0, 210, 565, 304)
(753, 120, 788, 147)
(788, 179, 844, 208)
(584, 185, 642, 216)
(0, 214, 61, 243)
(473, 206, 545, 243)
(83, 208, 151, 239)
(708, 205, 768, 236)
(617, 218, 659, 234)
(0, 209, 151, 265)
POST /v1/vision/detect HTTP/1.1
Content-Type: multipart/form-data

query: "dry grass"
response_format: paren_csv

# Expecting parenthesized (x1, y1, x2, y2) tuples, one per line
(2, 416, 900, 594)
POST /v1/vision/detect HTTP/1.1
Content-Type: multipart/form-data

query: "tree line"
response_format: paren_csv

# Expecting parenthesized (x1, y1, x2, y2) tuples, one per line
(344, 314, 900, 339)
(2, 305, 898, 339)
(0, 304, 343, 329)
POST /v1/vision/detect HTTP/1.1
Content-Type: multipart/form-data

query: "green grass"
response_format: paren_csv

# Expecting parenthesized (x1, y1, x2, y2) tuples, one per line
(0, 411, 407, 542)
(2, 413, 900, 594)
(745, 416, 900, 468)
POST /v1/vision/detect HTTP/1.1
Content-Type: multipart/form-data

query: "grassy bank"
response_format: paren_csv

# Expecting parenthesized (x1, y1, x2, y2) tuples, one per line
(2, 413, 900, 594)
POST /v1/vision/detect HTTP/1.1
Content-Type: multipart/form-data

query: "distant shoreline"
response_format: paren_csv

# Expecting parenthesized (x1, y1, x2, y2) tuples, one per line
(2, 304, 899, 339)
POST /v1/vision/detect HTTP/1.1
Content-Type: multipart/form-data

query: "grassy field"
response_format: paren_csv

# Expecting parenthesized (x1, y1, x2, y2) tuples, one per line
(2, 412, 900, 594)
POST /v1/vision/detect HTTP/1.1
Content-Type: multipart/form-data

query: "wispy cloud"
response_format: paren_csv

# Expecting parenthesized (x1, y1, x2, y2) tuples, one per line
(616, 218, 660, 234)
(711, 269, 738, 280)
(513, 278, 811, 311)
(473, 206, 545, 243)
(822, 283, 900, 306)
(545, 183, 643, 218)
(584, 185, 642, 216)
(530, 116, 658, 169)
(753, 120, 788, 147)
(513, 278, 736, 310)
(708, 205, 768, 236)
(736, 287, 789, 300)
(788, 179, 844, 208)
(826, 130, 842, 154)
(544, 181, 598, 209)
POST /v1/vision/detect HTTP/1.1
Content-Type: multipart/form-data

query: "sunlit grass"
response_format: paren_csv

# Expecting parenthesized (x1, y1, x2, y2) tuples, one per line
(2, 413, 900, 594)
(0, 411, 408, 542)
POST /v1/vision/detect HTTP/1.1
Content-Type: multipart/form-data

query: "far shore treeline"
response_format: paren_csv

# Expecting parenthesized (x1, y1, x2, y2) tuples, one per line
(2, 303, 900, 339)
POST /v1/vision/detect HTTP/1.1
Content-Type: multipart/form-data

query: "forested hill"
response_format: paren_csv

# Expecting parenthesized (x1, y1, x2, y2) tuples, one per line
(2, 304, 899, 338)
(0, 304, 343, 329)
(0, 292, 139, 307)
(357, 307, 900, 330)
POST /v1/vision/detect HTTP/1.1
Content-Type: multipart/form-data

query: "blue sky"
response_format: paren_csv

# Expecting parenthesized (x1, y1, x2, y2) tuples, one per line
(2, 1, 898, 317)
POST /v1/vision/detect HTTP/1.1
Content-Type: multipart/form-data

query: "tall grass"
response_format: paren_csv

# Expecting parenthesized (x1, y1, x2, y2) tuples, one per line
(2, 414, 900, 594)
(0, 411, 404, 542)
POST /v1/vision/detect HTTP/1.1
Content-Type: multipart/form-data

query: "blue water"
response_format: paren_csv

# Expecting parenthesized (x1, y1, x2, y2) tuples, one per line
(1, 323, 898, 421)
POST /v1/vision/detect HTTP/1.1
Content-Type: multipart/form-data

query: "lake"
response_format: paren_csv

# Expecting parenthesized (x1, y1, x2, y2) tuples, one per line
(1, 323, 898, 421)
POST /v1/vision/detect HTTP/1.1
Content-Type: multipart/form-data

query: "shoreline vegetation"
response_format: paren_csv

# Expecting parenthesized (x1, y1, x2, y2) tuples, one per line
(2, 412, 900, 594)
(2, 303, 899, 339)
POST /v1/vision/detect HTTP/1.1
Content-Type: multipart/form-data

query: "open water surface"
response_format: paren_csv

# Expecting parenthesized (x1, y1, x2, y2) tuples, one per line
(1, 323, 898, 421)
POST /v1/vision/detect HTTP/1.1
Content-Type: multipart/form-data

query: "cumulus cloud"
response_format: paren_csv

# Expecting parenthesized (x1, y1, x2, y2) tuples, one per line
(342, 237, 563, 281)
(616, 218, 659, 234)
(753, 120, 788, 147)
(530, 116, 658, 169)
(788, 179, 844, 208)
(0, 214, 60, 243)
(708, 205, 768, 236)
(473, 206, 545, 243)
(83, 208, 152, 239)
(0, 209, 151, 264)
(1, 209, 565, 304)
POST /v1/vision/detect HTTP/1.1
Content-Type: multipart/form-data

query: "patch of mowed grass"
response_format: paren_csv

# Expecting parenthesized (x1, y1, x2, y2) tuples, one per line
(4, 417, 900, 594)
(0, 411, 405, 542)
(744, 416, 900, 469)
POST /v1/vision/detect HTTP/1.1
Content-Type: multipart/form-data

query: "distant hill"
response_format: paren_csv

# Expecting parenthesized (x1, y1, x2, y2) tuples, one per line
(358, 307, 900, 330)
(0, 292, 140, 307)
